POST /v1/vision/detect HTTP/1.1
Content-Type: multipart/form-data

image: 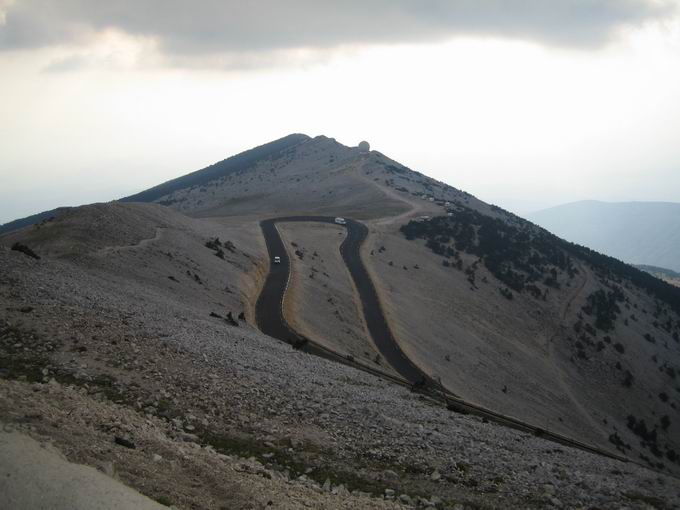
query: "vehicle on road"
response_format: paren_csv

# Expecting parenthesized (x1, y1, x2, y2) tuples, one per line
(334, 217, 346, 225)
(274, 256, 281, 264)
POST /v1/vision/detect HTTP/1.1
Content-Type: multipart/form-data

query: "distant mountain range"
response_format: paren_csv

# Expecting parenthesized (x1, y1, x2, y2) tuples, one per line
(636, 264, 680, 287)
(529, 200, 680, 272)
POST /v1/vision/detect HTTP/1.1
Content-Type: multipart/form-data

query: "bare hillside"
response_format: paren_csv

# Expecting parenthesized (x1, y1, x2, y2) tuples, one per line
(151, 136, 409, 219)
(340, 153, 680, 473)
(2, 134, 680, 505)
(2, 204, 679, 509)
(91, 135, 680, 474)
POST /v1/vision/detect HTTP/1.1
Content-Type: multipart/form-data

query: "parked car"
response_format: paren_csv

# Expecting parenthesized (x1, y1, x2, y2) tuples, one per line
(274, 256, 281, 264)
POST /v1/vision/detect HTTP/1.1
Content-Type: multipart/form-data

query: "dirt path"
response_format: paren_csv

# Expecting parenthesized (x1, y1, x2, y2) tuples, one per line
(352, 159, 439, 227)
(96, 227, 166, 256)
(545, 262, 607, 439)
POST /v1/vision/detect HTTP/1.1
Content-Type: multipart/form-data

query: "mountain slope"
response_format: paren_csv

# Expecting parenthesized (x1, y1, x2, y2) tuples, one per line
(3, 231, 678, 508)
(2, 134, 680, 486)
(120, 134, 311, 204)
(137, 135, 415, 219)
(113, 135, 680, 473)
(0, 207, 71, 236)
(528, 200, 680, 272)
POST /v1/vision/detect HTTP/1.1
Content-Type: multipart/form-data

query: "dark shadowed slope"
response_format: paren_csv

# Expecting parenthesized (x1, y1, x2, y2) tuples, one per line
(120, 134, 310, 204)
(0, 207, 71, 236)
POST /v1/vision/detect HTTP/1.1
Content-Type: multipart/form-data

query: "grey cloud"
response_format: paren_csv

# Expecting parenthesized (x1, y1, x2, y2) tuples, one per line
(1, 0, 676, 58)
(42, 54, 93, 73)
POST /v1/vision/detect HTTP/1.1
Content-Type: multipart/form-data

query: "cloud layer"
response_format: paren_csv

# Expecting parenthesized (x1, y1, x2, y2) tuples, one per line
(1, 0, 676, 60)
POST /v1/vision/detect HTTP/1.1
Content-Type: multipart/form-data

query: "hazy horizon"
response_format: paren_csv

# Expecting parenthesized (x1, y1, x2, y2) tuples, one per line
(2, 1, 680, 223)
(1, 132, 680, 225)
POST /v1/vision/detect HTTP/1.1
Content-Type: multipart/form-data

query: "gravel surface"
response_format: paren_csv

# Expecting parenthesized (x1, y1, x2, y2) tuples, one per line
(2, 213, 680, 509)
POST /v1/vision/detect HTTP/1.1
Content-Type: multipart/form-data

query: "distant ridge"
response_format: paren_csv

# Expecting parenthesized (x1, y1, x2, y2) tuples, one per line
(636, 264, 680, 288)
(529, 200, 680, 272)
(120, 134, 310, 204)
(0, 207, 71, 236)
(636, 264, 680, 279)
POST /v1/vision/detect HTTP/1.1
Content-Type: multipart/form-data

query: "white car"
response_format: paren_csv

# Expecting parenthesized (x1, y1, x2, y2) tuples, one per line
(274, 256, 281, 264)
(334, 217, 346, 225)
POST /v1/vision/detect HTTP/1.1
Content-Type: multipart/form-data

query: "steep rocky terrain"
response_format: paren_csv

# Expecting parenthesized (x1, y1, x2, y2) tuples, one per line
(2, 134, 680, 507)
(2, 213, 679, 509)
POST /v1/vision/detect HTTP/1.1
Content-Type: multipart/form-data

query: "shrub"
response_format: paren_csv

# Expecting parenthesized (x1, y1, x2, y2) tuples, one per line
(154, 495, 173, 507)
(499, 287, 513, 300)
(581, 288, 624, 332)
(205, 237, 222, 250)
(622, 370, 634, 388)
(400, 212, 680, 313)
(206, 237, 233, 258)
(526, 284, 542, 299)
(10, 242, 40, 260)
(609, 432, 630, 451)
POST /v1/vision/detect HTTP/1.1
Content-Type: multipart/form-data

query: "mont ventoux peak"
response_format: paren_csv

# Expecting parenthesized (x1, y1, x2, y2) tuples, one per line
(2, 132, 680, 508)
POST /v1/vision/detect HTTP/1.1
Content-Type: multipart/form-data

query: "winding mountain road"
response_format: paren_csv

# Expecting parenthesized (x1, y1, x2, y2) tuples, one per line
(255, 216, 426, 385)
(254, 215, 639, 467)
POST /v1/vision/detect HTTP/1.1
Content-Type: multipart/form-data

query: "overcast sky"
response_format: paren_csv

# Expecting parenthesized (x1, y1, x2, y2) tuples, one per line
(1, 0, 680, 224)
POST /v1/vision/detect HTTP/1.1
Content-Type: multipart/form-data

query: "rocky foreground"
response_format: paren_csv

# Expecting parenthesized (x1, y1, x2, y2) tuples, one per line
(1, 243, 679, 509)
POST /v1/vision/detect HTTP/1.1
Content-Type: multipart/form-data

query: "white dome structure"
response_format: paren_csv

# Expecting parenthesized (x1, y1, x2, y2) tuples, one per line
(358, 141, 370, 153)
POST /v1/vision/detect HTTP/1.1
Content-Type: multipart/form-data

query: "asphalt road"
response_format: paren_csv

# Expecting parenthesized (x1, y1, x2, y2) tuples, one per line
(254, 216, 637, 466)
(255, 216, 427, 385)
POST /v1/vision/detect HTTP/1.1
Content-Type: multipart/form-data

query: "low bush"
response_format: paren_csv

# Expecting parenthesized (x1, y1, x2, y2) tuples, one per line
(10, 242, 40, 260)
